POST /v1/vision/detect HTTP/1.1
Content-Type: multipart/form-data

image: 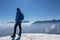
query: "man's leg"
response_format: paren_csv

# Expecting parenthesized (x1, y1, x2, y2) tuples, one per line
(18, 21, 22, 37)
(11, 22, 18, 37)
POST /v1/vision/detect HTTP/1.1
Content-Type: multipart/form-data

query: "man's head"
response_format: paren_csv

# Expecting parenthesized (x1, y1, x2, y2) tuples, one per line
(16, 8, 20, 11)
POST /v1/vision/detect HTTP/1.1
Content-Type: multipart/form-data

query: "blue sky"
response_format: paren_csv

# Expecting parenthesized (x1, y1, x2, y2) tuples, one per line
(0, 0, 60, 22)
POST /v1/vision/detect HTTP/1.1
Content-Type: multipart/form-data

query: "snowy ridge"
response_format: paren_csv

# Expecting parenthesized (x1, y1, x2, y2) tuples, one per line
(0, 33, 60, 40)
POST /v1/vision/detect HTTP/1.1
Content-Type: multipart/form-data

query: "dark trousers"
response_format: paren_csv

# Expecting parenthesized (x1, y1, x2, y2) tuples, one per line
(13, 21, 22, 36)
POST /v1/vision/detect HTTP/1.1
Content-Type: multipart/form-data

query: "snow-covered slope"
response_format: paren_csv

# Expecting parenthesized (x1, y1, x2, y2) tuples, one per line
(0, 34, 60, 40)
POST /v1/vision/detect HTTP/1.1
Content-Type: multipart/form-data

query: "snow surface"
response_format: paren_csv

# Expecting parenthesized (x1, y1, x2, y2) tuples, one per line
(0, 33, 60, 40)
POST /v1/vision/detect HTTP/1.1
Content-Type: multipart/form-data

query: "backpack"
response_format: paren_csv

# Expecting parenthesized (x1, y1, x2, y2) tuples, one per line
(19, 13, 24, 20)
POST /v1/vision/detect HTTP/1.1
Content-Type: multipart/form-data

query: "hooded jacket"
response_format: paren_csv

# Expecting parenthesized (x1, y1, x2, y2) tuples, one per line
(15, 11, 21, 22)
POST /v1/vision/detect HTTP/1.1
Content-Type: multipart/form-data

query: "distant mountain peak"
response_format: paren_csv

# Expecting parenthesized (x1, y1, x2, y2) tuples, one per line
(32, 19, 60, 24)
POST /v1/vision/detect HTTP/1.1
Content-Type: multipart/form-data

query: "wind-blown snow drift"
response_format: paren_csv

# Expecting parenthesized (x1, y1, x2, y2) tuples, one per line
(0, 34, 60, 40)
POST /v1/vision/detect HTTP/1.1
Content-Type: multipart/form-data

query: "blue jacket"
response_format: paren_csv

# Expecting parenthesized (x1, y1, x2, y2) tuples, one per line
(15, 11, 21, 22)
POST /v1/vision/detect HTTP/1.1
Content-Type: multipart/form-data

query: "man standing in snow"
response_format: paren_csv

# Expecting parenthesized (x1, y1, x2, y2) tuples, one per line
(11, 8, 24, 37)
